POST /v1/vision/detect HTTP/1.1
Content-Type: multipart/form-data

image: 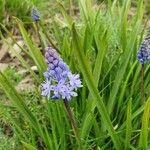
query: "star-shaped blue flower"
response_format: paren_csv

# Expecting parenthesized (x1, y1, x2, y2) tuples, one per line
(41, 47, 82, 101)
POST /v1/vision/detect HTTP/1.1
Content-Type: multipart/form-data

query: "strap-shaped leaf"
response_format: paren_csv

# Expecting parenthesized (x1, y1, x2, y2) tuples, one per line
(72, 23, 121, 150)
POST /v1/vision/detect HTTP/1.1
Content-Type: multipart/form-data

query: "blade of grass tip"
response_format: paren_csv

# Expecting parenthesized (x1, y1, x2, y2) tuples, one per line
(72, 23, 121, 150)
(93, 29, 108, 85)
(125, 99, 132, 150)
(111, 0, 118, 11)
(139, 97, 150, 150)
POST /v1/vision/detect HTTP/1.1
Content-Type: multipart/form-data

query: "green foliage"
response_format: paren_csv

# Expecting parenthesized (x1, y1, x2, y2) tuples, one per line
(0, 0, 150, 149)
(0, 129, 16, 150)
(3, 67, 22, 85)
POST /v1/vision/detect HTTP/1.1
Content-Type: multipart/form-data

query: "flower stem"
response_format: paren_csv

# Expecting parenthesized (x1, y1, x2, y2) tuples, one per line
(35, 21, 45, 50)
(63, 99, 82, 149)
(39, 21, 60, 53)
(141, 64, 145, 103)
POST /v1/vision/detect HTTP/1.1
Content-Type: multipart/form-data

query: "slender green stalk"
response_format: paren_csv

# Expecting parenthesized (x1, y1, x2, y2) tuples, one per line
(39, 21, 60, 53)
(141, 64, 145, 103)
(35, 21, 45, 50)
(63, 99, 82, 149)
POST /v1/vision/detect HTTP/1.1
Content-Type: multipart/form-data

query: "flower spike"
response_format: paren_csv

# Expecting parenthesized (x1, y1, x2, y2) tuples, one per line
(137, 37, 150, 64)
(41, 47, 82, 101)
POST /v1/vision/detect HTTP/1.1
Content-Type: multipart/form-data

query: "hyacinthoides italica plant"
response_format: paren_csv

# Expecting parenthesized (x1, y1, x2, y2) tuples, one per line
(137, 34, 150, 103)
(41, 47, 82, 148)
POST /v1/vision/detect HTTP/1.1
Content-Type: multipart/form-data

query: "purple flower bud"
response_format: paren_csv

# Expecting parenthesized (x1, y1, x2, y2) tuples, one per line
(58, 61, 69, 70)
(49, 70, 55, 76)
(55, 67, 62, 74)
(53, 59, 59, 66)
(31, 8, 40, 22)
(48, 63, 55, 70)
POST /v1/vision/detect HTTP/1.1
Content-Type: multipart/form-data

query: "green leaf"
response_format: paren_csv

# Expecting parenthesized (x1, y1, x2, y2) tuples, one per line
(15, 18, 46, 76)
(125, 99, 132, 150)
(140, 97, 150, 150)
(0, 72, 38, 132)
(107, 20, 141, 115)
(72, 23, 121, 150)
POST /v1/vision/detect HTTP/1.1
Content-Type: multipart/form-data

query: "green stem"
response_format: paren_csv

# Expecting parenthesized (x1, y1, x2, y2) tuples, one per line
(63, 99, 82, 149)
(141, 64, 145, 103)
(39, 21, 60, 53)
(35, 21, 45, 50)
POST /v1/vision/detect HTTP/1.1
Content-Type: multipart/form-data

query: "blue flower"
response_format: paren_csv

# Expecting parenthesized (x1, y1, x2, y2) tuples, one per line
(68, 73, 83, 90)
(31, 7, 40, 22)
(137, 37, 150, 64)
(41, 79, 54, 99)
(41, 47, 82, 101)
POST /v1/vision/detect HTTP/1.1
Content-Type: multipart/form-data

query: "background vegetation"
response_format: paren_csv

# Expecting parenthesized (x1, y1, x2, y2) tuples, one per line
(0, 0, 150, 149)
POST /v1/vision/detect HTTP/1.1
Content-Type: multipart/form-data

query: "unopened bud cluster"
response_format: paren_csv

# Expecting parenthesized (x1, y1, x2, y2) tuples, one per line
(137, 37, 150, 64)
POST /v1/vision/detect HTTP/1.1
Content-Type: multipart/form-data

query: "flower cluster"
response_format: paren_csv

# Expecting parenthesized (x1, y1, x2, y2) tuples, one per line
(31, 7, 40, 22)
(41, 47, 82, 101)
(137, 37, 150, 64)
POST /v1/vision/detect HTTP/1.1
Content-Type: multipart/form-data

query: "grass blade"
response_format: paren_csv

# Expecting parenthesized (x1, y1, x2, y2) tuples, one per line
(125, 99, 132, 150)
